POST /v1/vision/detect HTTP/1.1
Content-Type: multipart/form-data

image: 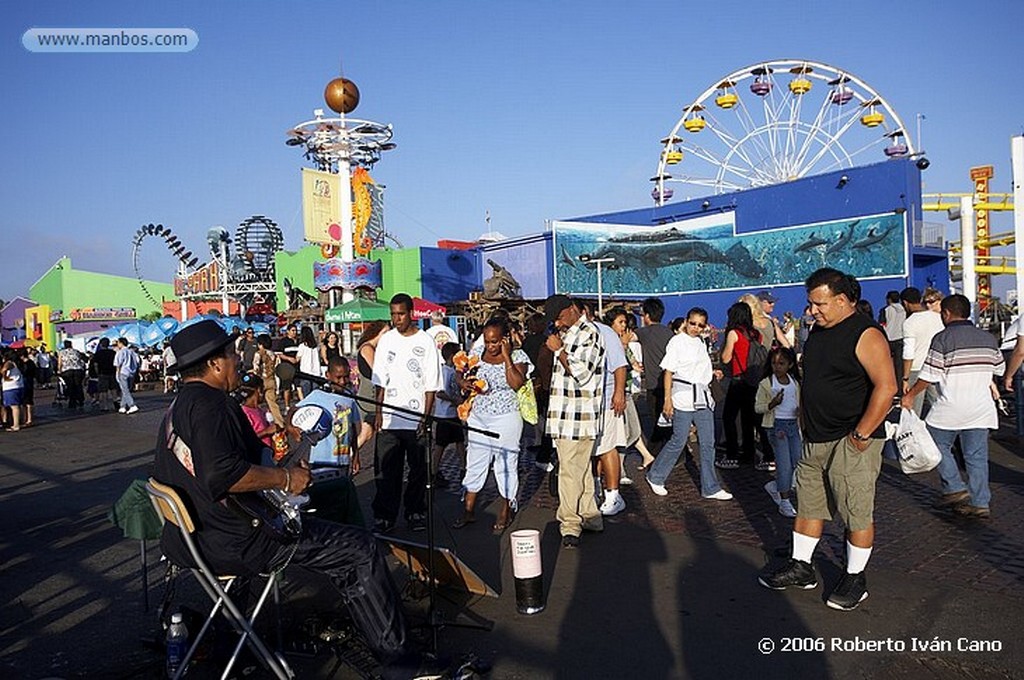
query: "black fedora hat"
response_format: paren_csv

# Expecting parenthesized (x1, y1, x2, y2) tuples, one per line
(168, 320, 235, 373)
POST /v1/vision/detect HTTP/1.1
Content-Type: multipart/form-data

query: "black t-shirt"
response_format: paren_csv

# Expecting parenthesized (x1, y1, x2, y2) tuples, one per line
(801, 312, 884, 443)
(635, 323, 674, 390)
(92, 348, 116, 376)
(152, 382, 280, 576)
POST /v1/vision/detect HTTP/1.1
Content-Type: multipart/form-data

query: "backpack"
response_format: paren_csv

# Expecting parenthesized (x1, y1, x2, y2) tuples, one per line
(741, 337, 769, 387)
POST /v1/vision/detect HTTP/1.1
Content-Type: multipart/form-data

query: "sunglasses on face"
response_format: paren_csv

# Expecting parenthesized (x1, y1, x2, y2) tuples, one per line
(687, 320, 707, 328)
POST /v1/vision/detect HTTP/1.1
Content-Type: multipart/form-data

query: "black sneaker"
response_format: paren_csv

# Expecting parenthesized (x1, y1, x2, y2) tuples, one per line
(407, 513, 427, 532)
(561, 534, 580, 549)
(758, 559, 818, 590)
(372, 518, 395, 535)
(827, 571, 868, 611)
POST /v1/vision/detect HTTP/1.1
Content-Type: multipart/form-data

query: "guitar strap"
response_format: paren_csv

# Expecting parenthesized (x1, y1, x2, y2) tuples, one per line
(162, 398, 197, 477)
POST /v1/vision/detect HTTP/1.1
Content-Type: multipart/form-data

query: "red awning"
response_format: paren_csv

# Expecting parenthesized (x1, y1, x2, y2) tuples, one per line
(412, 297, 446, 321)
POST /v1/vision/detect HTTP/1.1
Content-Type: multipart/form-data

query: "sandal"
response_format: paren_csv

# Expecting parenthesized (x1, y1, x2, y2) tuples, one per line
(492, 509, 515, 535)
(452, 515, 475, 530)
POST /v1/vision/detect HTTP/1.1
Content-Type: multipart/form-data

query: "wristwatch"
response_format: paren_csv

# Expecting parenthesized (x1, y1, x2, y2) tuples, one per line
(850, 429, 871, 442)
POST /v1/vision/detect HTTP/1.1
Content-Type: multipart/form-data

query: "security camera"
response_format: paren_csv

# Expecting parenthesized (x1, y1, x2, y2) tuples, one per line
(701, 200, 711, 209)
(916, 157, 930, 170)
(837, 175, 849, 187)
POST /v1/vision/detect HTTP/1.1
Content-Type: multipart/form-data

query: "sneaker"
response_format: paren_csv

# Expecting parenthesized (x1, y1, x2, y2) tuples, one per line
(934, 490, 970, 508)
(703, 489, 733, 501)
(952, 504, 990, 519)
(646, 476, 668, 496)
(764, 480, 781, 505)
(118, 407, 128, 414)
(535, 461, 554, 473)
(599, 494, 626, 516)
(407, 513, 427, 532)
(715, 458, 739, 469)
(126, 405, 139, 414)
(561, 534, 580, 549)
(755, 461, 773, 471)
(372, 518, 395, 534)
(778, 498, 797, 518)
(827, 571, 869, 611)
(619, 475, 634, 486)
(758, 558, 818, 590)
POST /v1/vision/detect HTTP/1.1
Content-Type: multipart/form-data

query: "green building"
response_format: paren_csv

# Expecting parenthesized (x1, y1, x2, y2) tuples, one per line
(30, 256, 174, 319)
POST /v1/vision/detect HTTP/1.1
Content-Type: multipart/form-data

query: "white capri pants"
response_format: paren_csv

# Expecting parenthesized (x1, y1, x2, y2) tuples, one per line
(463, 409, 524, 509)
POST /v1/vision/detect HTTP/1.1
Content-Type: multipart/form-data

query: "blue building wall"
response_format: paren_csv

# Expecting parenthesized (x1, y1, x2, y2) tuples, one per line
(419, 246, 482, 304)
(479, 233, 553, 300)
(560, 158, 935, 324)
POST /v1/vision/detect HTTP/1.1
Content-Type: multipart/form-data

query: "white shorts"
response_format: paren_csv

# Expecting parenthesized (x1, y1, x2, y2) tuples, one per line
(594, 408, 627, 455)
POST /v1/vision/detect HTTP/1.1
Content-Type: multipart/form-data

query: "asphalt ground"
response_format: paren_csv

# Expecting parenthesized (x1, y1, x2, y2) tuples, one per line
(1, 387, 1022, 679)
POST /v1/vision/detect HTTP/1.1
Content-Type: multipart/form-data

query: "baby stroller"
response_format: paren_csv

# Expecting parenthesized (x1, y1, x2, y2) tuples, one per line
(52, 375, 68, 408)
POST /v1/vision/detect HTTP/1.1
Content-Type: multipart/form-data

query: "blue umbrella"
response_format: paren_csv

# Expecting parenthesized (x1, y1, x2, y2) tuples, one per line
(112, 321, 150, 346)
(155, 316, 179, 334)
(141, 324, 169, 347)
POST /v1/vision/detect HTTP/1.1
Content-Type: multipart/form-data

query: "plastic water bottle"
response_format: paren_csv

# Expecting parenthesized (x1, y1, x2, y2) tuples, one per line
(165, 611, 189, 678)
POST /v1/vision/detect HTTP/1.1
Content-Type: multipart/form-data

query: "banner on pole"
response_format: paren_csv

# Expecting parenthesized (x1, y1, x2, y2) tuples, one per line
(302, 168, 341, 245)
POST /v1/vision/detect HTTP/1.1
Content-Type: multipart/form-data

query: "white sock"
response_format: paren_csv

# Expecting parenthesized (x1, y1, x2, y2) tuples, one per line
(604, 488, 620, 502)
(846, 542, 872, 574)
(791, 532, 819, 563)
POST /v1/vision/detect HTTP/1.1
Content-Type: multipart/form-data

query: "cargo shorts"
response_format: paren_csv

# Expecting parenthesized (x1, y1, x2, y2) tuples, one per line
(795, 435, 883, 532)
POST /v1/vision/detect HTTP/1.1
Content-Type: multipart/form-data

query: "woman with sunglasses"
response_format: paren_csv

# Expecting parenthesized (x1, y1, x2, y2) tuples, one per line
(646, 307, 731, 500)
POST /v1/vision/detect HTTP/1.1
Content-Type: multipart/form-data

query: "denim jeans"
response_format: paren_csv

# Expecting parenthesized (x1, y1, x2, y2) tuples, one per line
(647, 408, 721, 497)
(927, 425, 991, 508)
(769, 418, 802, 496)
(116, 373, 135, 409)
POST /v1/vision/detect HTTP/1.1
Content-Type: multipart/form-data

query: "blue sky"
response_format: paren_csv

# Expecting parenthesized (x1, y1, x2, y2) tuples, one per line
(3, 0, 1022, 303)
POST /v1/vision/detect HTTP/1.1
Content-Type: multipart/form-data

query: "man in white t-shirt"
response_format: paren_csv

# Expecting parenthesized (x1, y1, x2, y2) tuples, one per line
(900, 287, 944, 416)
(1002, 315, 1024, 437)
(371, 293, 444, 533)
(425, 310, 456, 350)
(902, 295, 1004, 519)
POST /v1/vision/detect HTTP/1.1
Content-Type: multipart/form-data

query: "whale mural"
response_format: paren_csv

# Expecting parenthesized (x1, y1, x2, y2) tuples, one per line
(552, 211, 906, 296)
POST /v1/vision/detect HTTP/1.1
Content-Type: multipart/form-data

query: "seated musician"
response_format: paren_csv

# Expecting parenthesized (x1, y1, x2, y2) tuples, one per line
(152, 320, 436, 677)
(290, 355, 365, 527)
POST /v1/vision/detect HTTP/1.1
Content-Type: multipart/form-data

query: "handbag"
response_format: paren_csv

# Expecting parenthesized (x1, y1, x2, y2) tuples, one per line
(891, 408, 941, 474)
(516, 381, 539, 425)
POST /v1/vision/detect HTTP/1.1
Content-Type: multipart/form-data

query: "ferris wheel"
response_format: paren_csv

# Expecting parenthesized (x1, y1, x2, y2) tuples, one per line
(652, 59, 916, 204)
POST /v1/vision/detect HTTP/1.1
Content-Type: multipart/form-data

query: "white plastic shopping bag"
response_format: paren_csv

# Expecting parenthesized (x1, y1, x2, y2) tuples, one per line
(889, 408, 941, 474)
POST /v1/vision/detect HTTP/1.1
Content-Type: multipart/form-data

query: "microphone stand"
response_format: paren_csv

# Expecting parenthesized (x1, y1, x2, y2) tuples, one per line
(295, 371, 497, 654)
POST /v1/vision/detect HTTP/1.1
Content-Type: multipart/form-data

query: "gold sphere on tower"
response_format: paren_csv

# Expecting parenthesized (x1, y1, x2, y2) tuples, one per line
(324, 77, 360, 114)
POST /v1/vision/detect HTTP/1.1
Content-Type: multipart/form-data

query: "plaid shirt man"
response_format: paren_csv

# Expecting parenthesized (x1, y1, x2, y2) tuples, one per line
(546, 315, 605, 440)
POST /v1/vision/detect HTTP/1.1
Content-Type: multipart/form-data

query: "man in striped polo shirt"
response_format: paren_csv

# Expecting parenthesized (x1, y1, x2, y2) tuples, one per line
(902, 294, 1005, 519)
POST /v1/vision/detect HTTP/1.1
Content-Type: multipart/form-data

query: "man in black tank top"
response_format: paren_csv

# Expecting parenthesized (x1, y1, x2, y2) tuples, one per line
(758, 268, 897, 611)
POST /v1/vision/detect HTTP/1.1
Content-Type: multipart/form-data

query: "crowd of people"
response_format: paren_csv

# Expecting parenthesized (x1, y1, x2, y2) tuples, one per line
(0, 337, 155, 428)
(5, 264, 994, 674)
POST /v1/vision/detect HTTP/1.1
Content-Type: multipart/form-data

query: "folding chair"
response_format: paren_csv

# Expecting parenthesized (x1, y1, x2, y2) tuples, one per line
(145, 478, 294, 680)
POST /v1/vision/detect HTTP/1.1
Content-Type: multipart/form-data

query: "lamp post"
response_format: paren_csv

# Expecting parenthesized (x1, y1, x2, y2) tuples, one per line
(578, 255, 616, 313)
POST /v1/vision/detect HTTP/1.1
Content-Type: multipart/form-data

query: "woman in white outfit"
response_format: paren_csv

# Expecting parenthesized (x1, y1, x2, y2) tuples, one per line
(454, 318, 530, 534)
